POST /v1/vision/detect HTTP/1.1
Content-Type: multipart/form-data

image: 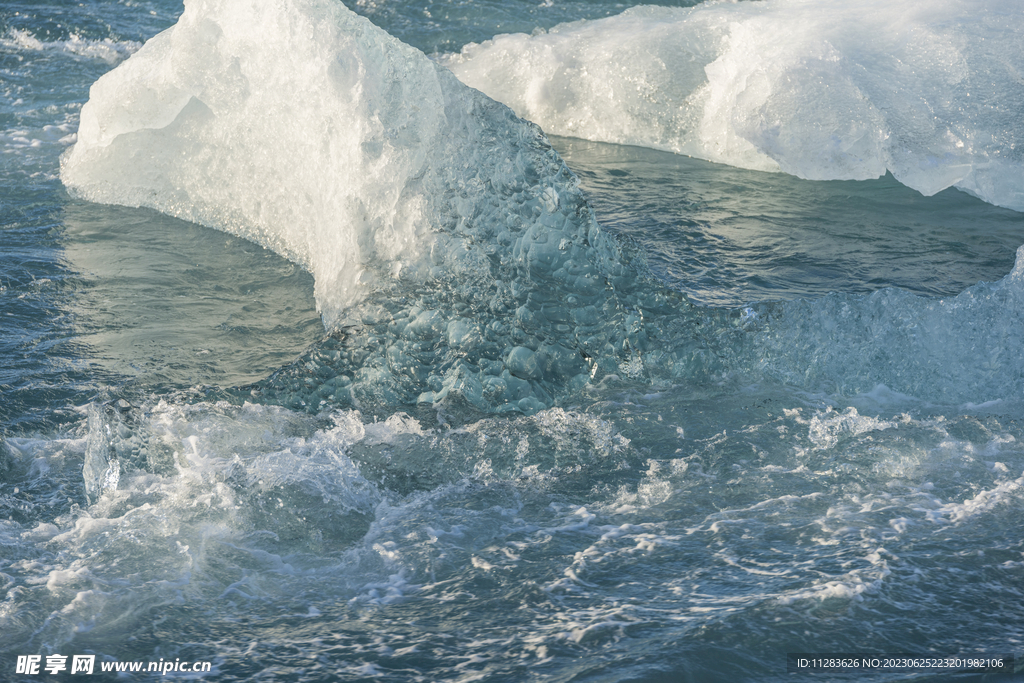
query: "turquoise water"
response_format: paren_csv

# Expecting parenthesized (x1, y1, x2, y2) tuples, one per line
(2, 1, 1023, 681)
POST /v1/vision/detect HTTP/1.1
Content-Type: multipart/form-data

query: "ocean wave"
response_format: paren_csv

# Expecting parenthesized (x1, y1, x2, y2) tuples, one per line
(440, 0, 1024, 211)
(1, 28, 140, 64)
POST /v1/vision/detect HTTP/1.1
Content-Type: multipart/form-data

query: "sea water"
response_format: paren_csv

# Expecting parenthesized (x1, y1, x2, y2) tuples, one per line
(2, 0, 1023, 681)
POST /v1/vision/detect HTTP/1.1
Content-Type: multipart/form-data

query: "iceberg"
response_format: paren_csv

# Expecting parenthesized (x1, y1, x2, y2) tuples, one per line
(60, 0, 654, 414)
(60, 0, 633, 326)
(60, 0, 1024, 415)
(441, 0, 1024, 211)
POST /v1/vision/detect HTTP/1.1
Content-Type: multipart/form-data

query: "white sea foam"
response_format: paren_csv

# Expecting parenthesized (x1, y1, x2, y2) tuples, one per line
(0, 400, 398, 649)
(807, 406, 897, 450)
(0, 397, 651, 650)
(1, 29, 140, 64)
(935, 470, 1023, 524)
(441, 0, 1024, 210)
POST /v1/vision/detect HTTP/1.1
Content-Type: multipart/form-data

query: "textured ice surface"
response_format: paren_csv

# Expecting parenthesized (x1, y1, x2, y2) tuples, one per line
(60, 0, 628, 324)
(442, 0, 1024, 210)
(60, 0, 655, 414)
(745, 246, 1024, 405)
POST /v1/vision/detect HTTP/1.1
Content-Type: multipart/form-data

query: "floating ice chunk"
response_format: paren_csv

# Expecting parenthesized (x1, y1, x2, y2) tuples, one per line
(442, 0, 1024, 211)
(60, 0, 626, 329)
(62, 0, 657, 417)
(62, 0, 446, 321)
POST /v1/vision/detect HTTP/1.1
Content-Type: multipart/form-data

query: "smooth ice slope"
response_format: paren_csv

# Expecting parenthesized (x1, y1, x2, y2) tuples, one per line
(60, 0, 624, 327)
(442, 0, 1024, 210)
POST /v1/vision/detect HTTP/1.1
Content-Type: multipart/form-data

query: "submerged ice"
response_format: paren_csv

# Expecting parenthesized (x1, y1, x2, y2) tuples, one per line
(442, 0, 1024, 210)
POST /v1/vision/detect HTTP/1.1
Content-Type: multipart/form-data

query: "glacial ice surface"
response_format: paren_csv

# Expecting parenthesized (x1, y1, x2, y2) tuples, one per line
(441, 0, 1024, 211)
(61, 0, 659, 415)
(60, 0, 632, 325)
